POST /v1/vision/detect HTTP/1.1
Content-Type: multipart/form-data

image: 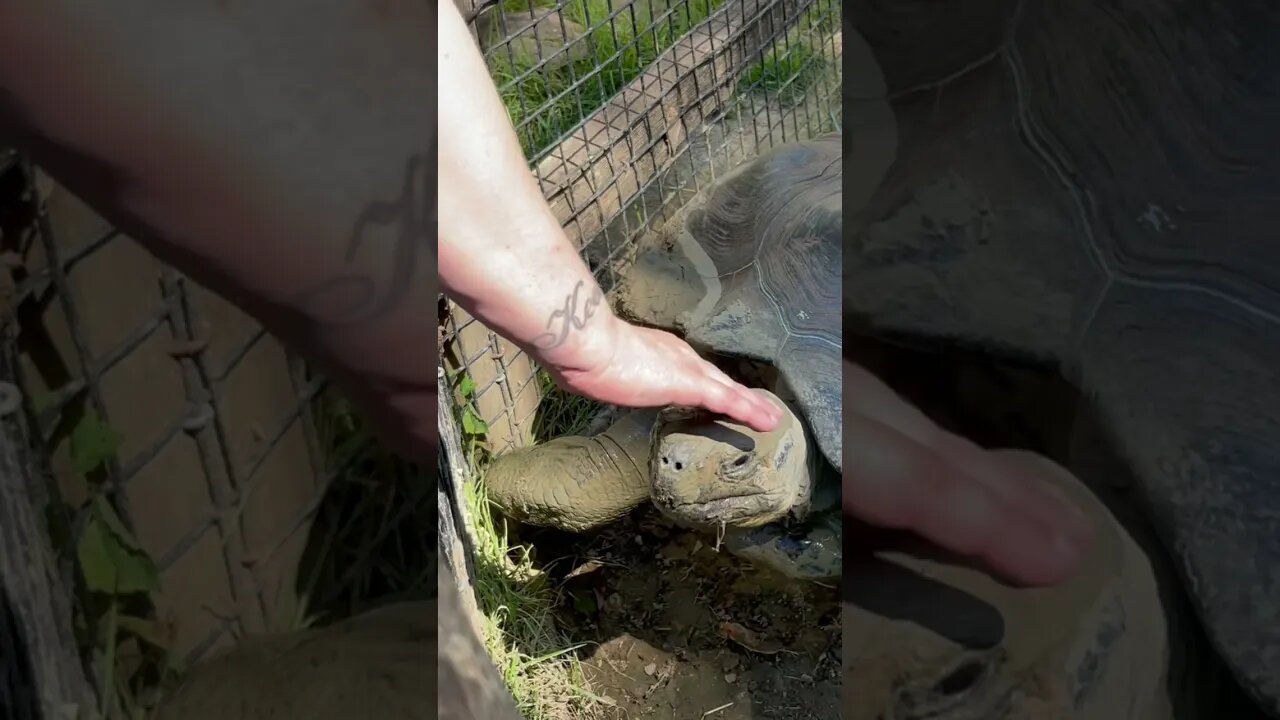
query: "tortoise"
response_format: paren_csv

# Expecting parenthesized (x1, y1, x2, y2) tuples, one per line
(844, 3, 1279, 717)
(482, 137, 843, 580)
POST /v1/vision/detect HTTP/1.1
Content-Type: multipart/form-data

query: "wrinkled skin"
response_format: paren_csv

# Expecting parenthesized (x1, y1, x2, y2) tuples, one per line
(483, 408, 658, 533)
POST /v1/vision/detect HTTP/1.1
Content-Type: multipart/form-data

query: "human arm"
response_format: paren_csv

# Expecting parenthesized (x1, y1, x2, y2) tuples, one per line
(436, 0, 781, 432)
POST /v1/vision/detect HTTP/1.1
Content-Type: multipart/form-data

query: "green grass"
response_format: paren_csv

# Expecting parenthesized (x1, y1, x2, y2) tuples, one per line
(461, 476, 600, 719)
(531, 370, 601, 443)
(442, 365, 603, 719)
(739, 0, 839, 104)
(742, 41, 820, 102)
(486, 0, 724, 158)
(295, 392, 433, 625)
(486, 0, 839, 158)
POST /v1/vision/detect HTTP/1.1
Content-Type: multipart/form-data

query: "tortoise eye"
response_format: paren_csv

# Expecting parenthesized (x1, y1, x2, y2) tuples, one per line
(732, 454, 750, 467)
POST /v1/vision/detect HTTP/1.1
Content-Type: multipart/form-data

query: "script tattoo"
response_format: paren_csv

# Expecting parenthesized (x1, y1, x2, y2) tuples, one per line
(531, 280, 604, 350)
(298, 150, 432, 326)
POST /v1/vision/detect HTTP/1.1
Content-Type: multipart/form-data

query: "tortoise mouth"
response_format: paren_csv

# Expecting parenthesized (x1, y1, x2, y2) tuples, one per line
(658, 486, 794, 528)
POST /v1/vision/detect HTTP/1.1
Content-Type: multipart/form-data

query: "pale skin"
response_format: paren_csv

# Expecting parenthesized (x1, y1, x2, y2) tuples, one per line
(0, 0, 1091, 587)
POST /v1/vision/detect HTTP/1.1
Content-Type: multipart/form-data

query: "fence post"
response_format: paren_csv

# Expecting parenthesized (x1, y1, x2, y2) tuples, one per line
(0, 338, 99, 720)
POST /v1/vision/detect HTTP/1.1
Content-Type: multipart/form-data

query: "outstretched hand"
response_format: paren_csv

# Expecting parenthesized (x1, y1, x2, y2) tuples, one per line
(841, 360, 1096, 587)
(542, 317, 784, 433)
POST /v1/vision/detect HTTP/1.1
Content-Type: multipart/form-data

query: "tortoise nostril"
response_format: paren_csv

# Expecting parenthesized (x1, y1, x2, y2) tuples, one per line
(674, 462, 683, 471)
(661, 456, 669, 465)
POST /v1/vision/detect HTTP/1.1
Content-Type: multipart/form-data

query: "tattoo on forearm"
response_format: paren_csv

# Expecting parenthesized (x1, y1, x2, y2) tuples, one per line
(531, 280, 605, 350)
(298, 150, 432, 326)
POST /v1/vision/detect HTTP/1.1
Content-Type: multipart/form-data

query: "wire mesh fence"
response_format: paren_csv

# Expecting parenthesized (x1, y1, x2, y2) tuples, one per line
(441, 0, 842, 456)
(0, 149, 428, 717)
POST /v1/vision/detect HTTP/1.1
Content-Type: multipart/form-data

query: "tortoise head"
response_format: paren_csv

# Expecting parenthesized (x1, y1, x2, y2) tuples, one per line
(649, 390, 812, 530)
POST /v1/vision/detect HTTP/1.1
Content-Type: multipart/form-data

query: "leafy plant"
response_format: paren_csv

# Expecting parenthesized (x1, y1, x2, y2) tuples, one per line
(456, 372, 492, 465)
(69, 410, 123, 477)
(64, 409, 172, 718)
(76, 496, 158, 596)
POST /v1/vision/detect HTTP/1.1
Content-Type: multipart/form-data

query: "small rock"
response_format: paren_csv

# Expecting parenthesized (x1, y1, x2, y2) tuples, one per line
(634, 534, 644, 546)
(644, 663, 657, 676)
(724, 673, 737, 684)
(800, 674, 813, 684)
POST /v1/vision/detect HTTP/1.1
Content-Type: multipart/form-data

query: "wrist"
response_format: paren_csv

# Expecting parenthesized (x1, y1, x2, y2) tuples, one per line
(532, 299, 623, 377)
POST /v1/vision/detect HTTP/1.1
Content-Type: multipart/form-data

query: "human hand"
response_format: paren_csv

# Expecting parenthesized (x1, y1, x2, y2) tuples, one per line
(842, 360, 1095, 586)
(542, 316, 784, 433)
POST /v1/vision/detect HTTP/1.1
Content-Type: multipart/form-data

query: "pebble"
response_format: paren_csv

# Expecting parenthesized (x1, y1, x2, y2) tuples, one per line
(644, 663, 657, 676)
(724, 673, 737, 684)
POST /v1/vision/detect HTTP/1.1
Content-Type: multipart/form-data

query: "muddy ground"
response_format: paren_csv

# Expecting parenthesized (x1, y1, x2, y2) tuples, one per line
(524, 508, 841, 720)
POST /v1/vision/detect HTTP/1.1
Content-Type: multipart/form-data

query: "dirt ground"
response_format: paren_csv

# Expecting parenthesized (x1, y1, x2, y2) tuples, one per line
(524, 507, 841, 720)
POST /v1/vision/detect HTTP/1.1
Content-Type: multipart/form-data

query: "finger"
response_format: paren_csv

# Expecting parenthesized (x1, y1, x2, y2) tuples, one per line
(699, 362, 783, 425)
(843, 411, 1086, 587)
(653, 331, 781, 428)
(684, 370, 778, 432)
(843, 359, 942, 441)
(844, 359, 1094, 556)
(932, 431, 1095, 553)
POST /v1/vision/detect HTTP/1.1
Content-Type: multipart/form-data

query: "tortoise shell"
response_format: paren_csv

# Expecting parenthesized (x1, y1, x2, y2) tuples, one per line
(845, 2, 1280, 715)
(674, 137, 843, 472)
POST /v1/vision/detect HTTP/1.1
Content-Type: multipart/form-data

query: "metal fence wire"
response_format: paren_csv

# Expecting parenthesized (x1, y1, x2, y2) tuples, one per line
(441, 0, 842, 455)
(0, 147, 427, 716)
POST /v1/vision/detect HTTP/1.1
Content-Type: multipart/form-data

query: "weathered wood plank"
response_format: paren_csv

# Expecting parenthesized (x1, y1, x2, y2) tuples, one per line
(0, 344, 98, 720)
(436, 367, 524, 719)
